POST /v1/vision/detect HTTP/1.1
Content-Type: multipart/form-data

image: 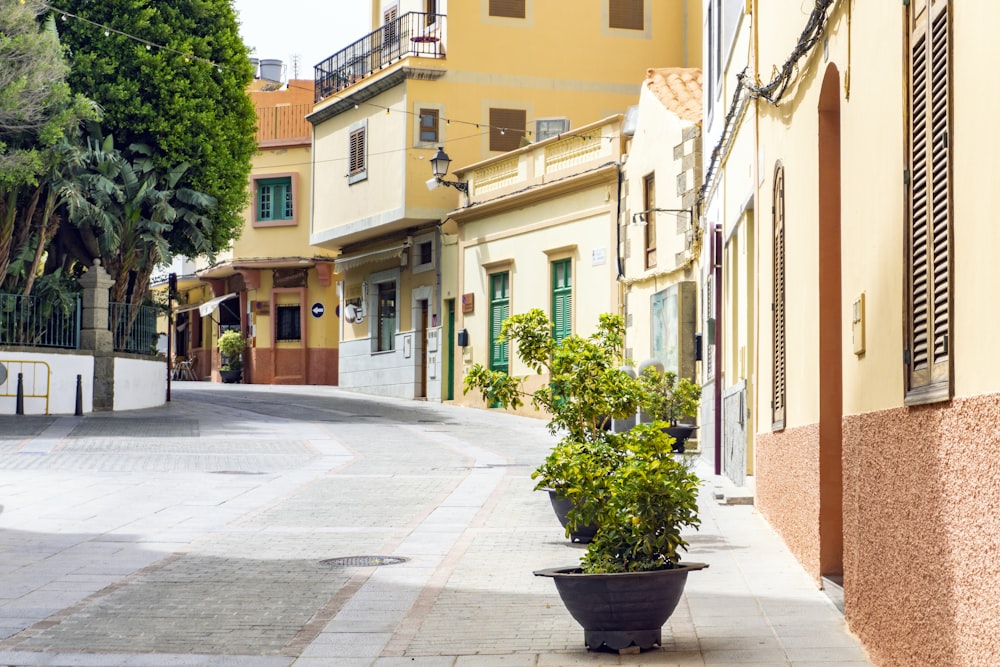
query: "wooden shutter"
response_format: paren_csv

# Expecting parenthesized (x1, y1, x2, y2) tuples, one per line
(644, 173, 656, 269)
(489, 108, 526, 152)
(552, 260, 572, 342)
(610, 0, 644, 30)
(772, 166, 786, 428)
(419, 109, 439, 143)
(349, 127, 366, 176)
(257, 182, 272, 221)
(906, 0, 951, 404)
(489, 272, 510, 373)
(489, 0, 525, 18)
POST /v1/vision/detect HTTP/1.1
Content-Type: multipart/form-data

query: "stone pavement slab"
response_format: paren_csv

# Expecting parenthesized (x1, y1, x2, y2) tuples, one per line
(0, 385, 871, 666)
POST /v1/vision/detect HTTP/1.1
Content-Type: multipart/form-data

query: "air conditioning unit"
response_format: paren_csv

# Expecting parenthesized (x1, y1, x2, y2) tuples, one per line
(535, 118, 571, 141)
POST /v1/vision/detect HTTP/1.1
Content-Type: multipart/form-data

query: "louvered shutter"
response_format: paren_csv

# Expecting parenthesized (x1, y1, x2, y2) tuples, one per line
(610, 0, 644, 30)
(489, 108, 526, 152)
(552, 260, 572, 342)
(489, 0, 525, 18)
(772, 166, 786, 428)
(906, 0, 951, 403)
(349, 128, 366, 176)
(489, 272, 510, 373)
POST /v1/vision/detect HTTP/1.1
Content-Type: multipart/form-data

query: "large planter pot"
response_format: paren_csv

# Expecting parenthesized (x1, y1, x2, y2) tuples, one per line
(545, 489, 598, 543)
(534, 563, 708, 652)
(219, 369, 242, 384)
(663, 425, 698, 453)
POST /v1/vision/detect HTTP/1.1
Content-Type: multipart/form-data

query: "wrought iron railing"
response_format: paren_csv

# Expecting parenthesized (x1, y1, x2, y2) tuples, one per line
(315, 12, 446, 102)
(110, 302, 160, 355)
(0, 292, 80, 349)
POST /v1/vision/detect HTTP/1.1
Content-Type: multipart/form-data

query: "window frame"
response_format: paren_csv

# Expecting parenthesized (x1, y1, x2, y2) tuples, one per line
(772, 164, 786, 430)
(488, 271, 511, 374)
(904, 0, 952, 405)
(643, 173, 657, 269)
(348, 120, 368, 184)
(376, 280, 397, 353)
(411, 231, 436, 275)
(419, 108, 439, 143)
(275, 304, 302, 342)
(551, 258, 573, 343)
(251, 173, 298, 228)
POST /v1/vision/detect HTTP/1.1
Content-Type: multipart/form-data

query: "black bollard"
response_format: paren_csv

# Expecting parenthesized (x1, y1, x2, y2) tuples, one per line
(75, 374, 83, 416)
(15, 373, 24, 416)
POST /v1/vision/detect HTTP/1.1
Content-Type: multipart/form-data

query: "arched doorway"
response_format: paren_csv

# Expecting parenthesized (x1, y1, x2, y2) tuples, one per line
(818, 63, 843, 581)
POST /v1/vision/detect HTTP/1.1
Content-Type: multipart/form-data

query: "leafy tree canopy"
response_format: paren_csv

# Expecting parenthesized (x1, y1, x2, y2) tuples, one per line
(55, 0, 257, 257)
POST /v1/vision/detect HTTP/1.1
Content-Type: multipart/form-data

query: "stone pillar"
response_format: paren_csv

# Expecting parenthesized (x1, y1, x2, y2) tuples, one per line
(79, 260, 115, 411)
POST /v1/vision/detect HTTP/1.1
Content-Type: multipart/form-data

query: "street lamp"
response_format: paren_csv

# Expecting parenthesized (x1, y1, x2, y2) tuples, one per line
(428, 146, 469, 194)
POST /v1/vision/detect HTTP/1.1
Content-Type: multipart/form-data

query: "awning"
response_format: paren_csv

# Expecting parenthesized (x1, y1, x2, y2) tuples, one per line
(198, 293, 239, 317)
(334, 244, 408, 273)
(173, 293, 239, 316)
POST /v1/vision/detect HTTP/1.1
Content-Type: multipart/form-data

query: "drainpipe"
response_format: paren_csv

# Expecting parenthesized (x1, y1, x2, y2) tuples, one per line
(714, 223, 723, 475)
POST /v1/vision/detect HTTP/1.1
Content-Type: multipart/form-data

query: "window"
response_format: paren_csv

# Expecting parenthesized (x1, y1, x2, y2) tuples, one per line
(609, 0, 643, 30)
(419, 241, 432, 265)
(551, 259, 572, 342)
(348, 122, 367, 184)
(489, 272, 510, 373)
(489, 107, 526, 152)
(905, 0, 951, 404)
(535, 118, 570, 142)
(425, 0, 437, 24)
(252, 174, 296, 227)
(489, 0, 525, 18)
(419, 109, 439, 143)
(772, 165, 786, 429)
(377, 282, 396, 352)
(276, 305, 301, 341)
(643, 173, 656, 269)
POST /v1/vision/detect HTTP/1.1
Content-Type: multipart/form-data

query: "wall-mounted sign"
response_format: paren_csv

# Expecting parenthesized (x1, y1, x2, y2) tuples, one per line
(462, 293, 474, 313)
(592, 248, 607, 266)
(311, 302, 325, 318)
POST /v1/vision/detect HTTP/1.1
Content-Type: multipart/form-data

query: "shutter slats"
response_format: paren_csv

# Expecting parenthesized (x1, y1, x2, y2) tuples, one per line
(906, 0, 950, 400)
(489, 108, 526, 152)
(489, 0, 525, 19)
(610, 0, 644, 30)
(489, 273, 510, 372)
(772, 166, 786, 427)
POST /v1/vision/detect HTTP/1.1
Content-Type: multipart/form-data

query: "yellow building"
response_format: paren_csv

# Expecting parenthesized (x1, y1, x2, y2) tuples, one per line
(449, 117, 624, 409)
(195, 80, 339, 384)
(725, 0, 1000, 663)
(620, 68, 703, 435)
(309, 0, 701, 399)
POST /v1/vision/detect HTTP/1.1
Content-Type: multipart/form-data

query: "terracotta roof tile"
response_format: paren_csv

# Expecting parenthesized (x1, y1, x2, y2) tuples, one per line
(644, 68, 703, 123)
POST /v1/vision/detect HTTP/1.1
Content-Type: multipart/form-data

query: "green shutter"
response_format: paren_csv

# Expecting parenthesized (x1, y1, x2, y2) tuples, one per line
(551, 259, 572, 342)
(257, 177, 293, 221)
(489, 272, 510, 373)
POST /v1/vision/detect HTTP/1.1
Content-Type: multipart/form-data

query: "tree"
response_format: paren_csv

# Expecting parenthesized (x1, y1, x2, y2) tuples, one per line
(0, 0, 96, 292)
(55, 0, 257, 258)
(57, 130, 216, 306)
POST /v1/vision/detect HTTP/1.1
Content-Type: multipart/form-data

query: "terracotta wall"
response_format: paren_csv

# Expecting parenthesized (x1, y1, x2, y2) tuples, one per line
(842, 394, 1000, 667)
(755, 424, 822, 579)
(247, 347, 339, 385)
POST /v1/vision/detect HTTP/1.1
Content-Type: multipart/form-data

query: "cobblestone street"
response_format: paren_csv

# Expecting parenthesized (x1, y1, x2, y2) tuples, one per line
(0, 385, 870, 666)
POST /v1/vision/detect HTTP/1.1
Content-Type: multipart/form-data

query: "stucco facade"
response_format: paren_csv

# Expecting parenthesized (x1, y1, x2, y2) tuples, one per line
(740, 0, 1000, 663)
(309, 0, 702, 400)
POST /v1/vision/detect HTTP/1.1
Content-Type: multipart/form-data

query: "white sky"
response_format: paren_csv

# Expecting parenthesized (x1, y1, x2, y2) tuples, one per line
(232, 0, 370, 79)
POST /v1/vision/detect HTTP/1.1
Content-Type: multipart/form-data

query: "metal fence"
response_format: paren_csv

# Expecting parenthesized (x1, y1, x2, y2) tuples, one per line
(110, 302, 160, 354)
(0, 292, 80, 349)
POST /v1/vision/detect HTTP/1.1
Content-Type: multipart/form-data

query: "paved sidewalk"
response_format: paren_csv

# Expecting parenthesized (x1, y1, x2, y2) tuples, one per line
(0, 384, 872, 666)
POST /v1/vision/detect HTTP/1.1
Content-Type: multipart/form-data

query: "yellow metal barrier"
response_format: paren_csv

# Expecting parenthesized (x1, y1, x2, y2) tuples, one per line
(0, 359, 51, 415)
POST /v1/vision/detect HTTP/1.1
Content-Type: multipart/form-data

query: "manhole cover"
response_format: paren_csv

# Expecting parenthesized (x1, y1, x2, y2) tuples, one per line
(319, 555, 408, 568)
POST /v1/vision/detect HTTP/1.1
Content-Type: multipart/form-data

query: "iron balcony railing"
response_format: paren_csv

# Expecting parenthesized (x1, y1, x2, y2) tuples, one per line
(0, 292, 80, 349)
(110, 302, 160, 355)
(315, 12, 446, 102)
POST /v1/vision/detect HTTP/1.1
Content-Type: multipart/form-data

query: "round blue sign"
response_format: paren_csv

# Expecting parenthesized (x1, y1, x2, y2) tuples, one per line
(311, 302, 325, 318)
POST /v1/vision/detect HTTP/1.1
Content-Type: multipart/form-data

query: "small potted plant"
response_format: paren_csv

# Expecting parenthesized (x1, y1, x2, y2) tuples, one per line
(216, 329, 247, 384)
(464, 309, 705, 652)
(638, 366, 702, 452)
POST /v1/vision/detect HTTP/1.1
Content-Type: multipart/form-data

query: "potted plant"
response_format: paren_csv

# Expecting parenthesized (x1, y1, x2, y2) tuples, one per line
(638, 366, 702, 452)
(216, 329, 246, 383)
(464, 309, 706, 652)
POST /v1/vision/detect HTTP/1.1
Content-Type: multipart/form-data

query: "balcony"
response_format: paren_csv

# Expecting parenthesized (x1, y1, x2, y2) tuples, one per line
(314, 12, 446, 103)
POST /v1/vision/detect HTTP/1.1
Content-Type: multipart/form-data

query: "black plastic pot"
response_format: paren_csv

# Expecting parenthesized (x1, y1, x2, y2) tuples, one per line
(664, 425, 698, 453)
(545, 489, 598, 543)
(534, 562, 708, 651)
(219, 369, 242, 384)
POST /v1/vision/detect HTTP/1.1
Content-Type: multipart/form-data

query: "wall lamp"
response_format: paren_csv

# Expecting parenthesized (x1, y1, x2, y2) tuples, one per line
(427, 146, 469, 193)
(631, 207, 692, 226)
